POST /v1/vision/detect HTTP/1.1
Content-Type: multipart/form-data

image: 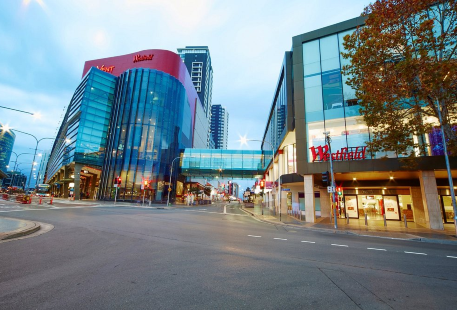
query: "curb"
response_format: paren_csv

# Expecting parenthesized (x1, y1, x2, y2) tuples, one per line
(0, 219, 41, 240)
(240, 207, 457, 245)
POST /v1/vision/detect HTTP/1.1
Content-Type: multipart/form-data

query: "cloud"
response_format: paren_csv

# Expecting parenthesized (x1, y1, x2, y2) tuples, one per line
(0, 83, 70, 156)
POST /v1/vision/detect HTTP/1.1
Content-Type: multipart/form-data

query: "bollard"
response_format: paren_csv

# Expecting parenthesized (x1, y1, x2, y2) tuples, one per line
(365, 213, 368, 226)
(39, 197, 42, 205)
(50, 196, 53, 205)
(404, 214, 407, 228)
(346, 216, 349, 224)
(383, 214, 387, 227)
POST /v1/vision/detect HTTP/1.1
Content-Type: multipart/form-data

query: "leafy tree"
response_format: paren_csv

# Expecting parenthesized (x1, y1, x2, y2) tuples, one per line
(342, 0, 457, 159)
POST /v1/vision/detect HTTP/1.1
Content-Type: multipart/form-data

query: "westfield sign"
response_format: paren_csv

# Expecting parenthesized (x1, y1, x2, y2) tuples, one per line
(96, 65, 115, 73)
(310, 145, 367, 162)
(133, 54, 154, 63)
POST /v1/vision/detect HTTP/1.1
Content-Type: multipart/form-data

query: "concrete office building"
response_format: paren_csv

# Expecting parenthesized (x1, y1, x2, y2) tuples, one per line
(177, 46, 213, 148)
(210, 104, 229, 149)
(261, 17, 457, 230)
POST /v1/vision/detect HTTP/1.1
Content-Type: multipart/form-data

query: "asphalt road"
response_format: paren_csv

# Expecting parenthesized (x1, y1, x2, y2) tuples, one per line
(1, 203, 457, 309)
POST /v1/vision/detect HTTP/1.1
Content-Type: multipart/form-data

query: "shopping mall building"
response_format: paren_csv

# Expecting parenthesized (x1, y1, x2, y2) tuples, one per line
(46, 49, 209, 202)
(262, 16, 457, 230)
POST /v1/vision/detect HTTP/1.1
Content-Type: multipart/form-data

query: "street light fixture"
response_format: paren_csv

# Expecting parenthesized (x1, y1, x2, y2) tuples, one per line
(239, 137, 280, 220)
(0, 105, 41, 119)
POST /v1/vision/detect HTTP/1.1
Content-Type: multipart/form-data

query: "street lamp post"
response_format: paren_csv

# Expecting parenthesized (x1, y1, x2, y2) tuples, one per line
(240, 138, 279, 220)
(435, 99, 457, 235)
(9, 129, 54, 190)
(324, 132, 337, 229)
(167, 156, 194, 206)
(8, 152, 36, 188)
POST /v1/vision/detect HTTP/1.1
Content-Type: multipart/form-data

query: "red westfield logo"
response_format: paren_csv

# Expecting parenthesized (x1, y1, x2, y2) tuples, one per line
(309, 145, 367, 162)
(133, 54, 154, 63)
(96, 65, 115, 73)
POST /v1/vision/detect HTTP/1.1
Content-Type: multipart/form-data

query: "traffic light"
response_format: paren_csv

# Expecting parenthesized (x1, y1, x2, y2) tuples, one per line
(260, 180, 265, 189)
(114, 176, 121, 185)
(336, 186, 343, 195)
(322, 171, 329, 186)
(144, 180, 148, 188)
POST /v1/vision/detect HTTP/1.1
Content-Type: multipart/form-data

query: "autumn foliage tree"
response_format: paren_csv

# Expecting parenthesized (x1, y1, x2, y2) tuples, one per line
(342, 0, 457, 159)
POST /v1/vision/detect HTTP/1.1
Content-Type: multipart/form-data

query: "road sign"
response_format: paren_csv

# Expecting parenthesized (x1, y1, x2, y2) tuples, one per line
(327, 186, 335, 193)
(168, 187, 172, 192)
(282, 188, 290, 191)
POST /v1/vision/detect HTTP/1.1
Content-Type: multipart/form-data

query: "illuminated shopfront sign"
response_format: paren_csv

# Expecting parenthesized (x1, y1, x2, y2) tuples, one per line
(133, 54, 154, 63)
(310, 145, 367, 162)
(96, 65, 115, 73)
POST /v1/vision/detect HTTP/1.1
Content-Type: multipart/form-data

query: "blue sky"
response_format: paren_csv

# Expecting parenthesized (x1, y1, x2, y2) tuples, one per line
(0, 0, 369, 185)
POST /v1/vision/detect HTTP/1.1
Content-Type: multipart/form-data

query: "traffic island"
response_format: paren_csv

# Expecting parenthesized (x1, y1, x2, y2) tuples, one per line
(0, 217, 41, 240)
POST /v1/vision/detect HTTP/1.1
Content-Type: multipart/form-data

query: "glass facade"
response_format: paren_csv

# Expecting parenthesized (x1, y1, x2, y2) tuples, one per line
(99, 69, 193, 202)
(0, 126, 15, 172)
(263, 71, 288, 153)
(46, 68, 116, 179)
(303, 30, 379, 162)
(283, 144, 297, 174)
(181, 149, 268, 178)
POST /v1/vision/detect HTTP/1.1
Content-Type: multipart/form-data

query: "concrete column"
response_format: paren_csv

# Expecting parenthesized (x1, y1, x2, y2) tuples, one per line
(63, 167, 70, 198)
(90, 175, 97, 200)
(304, 174, 315, 223)
(73, 163, 83, 200)
(419, 171, 444, 230)
(319, 188, 331, 218)
(410, 187, 427, 227)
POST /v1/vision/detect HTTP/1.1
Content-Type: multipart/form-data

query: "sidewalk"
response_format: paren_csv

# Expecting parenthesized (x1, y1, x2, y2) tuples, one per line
(0, 217, 41, 240)
(242, 204, 457, 245)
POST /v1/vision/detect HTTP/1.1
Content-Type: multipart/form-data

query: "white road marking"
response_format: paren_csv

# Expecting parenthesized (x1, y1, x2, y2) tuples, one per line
(301, 241, 316, 244)
(183, 210, 247, 216)
(367, 248, 387, 251)
(274, 238, 287, 241)
(247, 235, 261, 238)
(404, 251, 427, 255)
(199, 209, 207, 211)
(331, 244, 348, 247)
(447, 256, 457, 259)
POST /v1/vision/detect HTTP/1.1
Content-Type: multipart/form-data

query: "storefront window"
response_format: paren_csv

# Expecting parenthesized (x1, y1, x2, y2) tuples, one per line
(283, 144, 296, 174)
(398, 195, 414, 221)
(307, 121, 325, 162)
(441, 196, 455, 223)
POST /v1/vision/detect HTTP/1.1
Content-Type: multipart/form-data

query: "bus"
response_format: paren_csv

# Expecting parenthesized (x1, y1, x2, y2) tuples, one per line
(36, 184, 51, 197)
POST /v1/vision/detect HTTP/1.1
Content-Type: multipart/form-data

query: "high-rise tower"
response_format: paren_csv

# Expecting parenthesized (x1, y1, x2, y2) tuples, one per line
(177, 46, 213, 117)
(210, 105, 229, 149)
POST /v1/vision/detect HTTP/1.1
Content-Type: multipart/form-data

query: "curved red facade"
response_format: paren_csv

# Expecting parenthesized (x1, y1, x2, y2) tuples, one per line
(82, 49, 198, 129)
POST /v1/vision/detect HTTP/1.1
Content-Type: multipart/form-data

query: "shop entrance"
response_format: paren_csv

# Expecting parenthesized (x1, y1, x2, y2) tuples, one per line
(340, 189, 412, 221)
(441, 196, 455, 223)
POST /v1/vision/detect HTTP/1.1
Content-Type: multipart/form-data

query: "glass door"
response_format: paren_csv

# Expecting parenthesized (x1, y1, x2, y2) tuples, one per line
(441, 196, 455, 223)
